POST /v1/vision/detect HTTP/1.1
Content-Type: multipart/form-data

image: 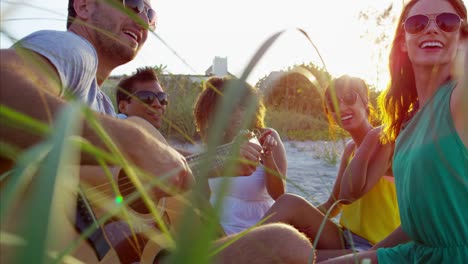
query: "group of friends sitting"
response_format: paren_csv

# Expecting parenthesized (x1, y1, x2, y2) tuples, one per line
(0, 0, 467, 263)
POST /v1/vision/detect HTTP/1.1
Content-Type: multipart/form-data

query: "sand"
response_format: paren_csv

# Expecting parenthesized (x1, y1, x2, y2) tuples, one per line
(284, 140, 344, 205)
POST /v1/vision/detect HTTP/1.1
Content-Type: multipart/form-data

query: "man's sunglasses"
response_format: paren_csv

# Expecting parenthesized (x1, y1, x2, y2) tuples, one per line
(129, 91, 169, 106)
(403, 13, 462, 35)
(123, 0, 157, 31)
(326, 92, 358, 112)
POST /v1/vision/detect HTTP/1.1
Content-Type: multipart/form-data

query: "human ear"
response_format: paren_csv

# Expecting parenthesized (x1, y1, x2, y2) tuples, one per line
(400, 37, 408, 53)
(73, 0, 93, 21)
(118, 100, 128, 114)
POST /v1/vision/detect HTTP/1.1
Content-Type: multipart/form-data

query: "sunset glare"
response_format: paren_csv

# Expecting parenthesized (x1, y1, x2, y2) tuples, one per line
(0, 0, 406, 90)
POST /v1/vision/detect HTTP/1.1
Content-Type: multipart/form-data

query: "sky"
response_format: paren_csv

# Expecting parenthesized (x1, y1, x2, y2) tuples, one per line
(0, 0, 405, 90)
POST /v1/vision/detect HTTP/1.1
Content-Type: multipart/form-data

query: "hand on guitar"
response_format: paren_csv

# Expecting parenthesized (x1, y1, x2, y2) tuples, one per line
(122, 116, 195, 198)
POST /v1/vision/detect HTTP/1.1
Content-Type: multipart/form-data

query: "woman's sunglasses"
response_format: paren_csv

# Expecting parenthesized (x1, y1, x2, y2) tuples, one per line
(123, 0, 157, 31)
(129, 91, 169, 106)
(403, 13, 462, 35)
(326, 92, 358, 112)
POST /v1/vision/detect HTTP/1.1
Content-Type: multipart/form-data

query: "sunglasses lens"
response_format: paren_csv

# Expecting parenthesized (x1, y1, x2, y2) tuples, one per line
(343, 93, 357, 105)
(123, 0, 144, 13)
(133, 91, 168, 105)
(437, 13, 461, 32)
(136, 91, 155, 104)
(156, 92, 168, 105)
(325, 92, 357, 112)
(124, 0, 157, 30)
(147, 9, 157, 30)
(404, 15, 429, 34)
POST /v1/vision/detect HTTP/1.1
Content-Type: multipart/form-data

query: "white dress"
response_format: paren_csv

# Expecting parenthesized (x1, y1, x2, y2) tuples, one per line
(208, 166, 274, 235)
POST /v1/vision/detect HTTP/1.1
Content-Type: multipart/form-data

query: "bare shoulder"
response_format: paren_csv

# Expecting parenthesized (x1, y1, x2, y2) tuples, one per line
(363, 127, 388, 146)
(368, 126, 383, 138)
(344, 139, 356, 155)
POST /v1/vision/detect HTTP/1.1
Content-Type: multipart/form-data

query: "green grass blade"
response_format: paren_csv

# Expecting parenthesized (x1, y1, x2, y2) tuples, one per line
(13, 104, 82, 264)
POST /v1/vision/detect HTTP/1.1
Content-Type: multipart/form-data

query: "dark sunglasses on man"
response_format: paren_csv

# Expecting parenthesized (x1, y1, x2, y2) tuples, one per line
(326, 92, 358, 112)
(403, 12, 463, 35)
(128, 91, 169, 106)
(122, 0, 157, 31)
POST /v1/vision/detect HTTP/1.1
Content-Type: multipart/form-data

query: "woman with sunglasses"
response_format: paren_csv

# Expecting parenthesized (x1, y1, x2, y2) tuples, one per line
(261, 75, 399, 262)
(193, 76, 287, 235)
(321, 0, 468, 263)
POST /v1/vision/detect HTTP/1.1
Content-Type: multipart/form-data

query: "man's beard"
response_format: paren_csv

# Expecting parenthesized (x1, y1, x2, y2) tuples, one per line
(91, 12, 137, 66)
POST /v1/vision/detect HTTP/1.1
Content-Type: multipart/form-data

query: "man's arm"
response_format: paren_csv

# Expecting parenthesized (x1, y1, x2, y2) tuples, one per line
(0, 49, 193, 195)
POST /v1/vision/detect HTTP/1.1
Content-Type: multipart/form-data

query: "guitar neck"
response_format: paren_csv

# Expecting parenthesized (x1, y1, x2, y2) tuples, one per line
(186, 142, 233, 178)
(186, 133, 260, 178)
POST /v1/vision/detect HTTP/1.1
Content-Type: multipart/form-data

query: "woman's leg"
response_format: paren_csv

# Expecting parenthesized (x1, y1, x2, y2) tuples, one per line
(263, 193, 344, 249)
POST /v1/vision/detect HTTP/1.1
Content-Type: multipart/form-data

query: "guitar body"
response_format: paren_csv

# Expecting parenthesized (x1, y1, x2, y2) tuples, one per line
(77, 116, 173, 263)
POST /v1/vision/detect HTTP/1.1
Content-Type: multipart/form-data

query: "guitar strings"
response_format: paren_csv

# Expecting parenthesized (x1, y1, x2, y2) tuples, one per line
(83, 129, 258, 197)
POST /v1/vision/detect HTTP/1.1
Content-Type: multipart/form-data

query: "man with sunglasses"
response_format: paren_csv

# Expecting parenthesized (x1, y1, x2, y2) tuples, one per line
(116, 67, 169, 130)
(0, 0, 314, 262)
(0, 0, 193, 262)
(111, 67, 318, 263)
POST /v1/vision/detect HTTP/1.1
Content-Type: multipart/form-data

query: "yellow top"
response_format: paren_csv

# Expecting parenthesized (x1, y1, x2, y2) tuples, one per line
(339, 176, 400, 244)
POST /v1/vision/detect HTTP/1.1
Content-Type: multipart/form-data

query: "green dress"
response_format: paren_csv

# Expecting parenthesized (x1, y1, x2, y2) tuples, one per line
(377, 81, 468, 263)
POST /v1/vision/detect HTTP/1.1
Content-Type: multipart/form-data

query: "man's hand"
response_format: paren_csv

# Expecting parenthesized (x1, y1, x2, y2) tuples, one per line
(120, 116, 195, 198)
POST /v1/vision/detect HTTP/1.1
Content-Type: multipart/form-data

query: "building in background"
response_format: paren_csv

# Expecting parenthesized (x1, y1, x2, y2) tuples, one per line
(205, 56, 228, 77)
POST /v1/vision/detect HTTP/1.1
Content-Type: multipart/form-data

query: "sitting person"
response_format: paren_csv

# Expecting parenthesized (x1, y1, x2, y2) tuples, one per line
(262, 75, 400, 262)
(322, 0, 468, 263)
(110, 68, 310, 263)
(193, 76, 287, 235)
(0, 0, 314, 261)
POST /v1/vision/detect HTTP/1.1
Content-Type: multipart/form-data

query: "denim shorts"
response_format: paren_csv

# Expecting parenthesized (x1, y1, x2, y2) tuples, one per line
(342, 229, 373, 252)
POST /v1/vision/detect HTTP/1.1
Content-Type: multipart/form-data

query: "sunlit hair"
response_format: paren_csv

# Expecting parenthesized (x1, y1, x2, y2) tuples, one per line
(115, 66, 161, 113)
(378, 0, 468, 143)
(193, 76, 266, 138)
(323, 75, 377, 128)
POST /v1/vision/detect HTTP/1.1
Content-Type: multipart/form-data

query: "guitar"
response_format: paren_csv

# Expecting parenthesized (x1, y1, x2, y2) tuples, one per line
(80, 116, 261, 263)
